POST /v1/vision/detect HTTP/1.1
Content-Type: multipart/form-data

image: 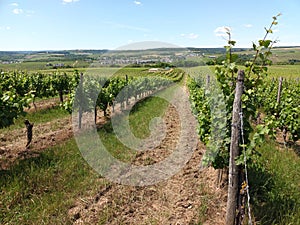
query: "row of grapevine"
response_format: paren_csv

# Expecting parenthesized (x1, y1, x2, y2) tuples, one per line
(187, 73, 231, 168)
(187, 74, 300, 166)
(256, 78, 300, 143)
(186, 14, 299, 224)
(69, 69, 183, 127)
(0, 68, 183, 128)
(0, 70, 80, 128)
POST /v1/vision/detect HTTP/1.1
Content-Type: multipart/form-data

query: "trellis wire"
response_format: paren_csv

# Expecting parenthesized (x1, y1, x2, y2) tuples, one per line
(239, 110, 253, 225)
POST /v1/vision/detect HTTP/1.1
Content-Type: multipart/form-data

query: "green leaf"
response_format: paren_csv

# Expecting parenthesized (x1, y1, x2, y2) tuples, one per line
(2, 95, 10, 102)
(259, 40, 272, 48)
(228, 40, 236, 46)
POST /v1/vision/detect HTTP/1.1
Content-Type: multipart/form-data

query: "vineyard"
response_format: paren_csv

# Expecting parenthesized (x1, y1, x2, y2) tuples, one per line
(0, 70, 79, 128)
(0, 61, 299, 224)
(1, 30, 300, 225)
(185, 17, 300, 223)
(188, 72, 300, 151)
(0, 68, 184, 128)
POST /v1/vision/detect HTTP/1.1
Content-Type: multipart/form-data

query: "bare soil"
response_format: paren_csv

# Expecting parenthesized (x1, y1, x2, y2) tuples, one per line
(25, 97, 61, 113)
(68, 105, 227, 225)
(0, 116, 73, 169)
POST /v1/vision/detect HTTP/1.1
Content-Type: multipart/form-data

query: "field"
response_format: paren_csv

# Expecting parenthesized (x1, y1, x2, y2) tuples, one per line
(0, 47, 300, 224)
(268, 65, 300, 78)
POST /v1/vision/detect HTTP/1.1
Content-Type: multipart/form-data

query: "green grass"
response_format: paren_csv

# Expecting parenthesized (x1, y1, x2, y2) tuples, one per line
(129, 96, 169, 139)
(233, 47, 300, 64)
(268, 65, 300, 78)
(271, 48, 300, 64)
(187, 63, 300, 80)
(98, 122, 136, 162)
(249, 141, 300, 225)
(0, 138, 105, 224)
(195, 183, 211, 225)
(98, 93, 171, 162)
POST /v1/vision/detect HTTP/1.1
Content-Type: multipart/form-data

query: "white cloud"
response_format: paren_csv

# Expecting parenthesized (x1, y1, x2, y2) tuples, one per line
(134, 1, 142, 5)
(181, 33, 199, 39)
(13, 8, 23, 14)
(244, 24, 253, 28)
(0, 26, 11, 30)
(10, 3, 19, 7)
(62, 0, 79, 4)
(214, 26, 231, 37)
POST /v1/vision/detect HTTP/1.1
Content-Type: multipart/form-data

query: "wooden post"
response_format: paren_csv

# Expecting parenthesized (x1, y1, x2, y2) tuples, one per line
(78, 72, 83, 129)
(226, 70, 244, 225)
(24, 119, 34, 149)
(206, 74, 210, 89)
(94, 106, 97, 125)
(59, 90, 64, 103)
(277, 77, 283, 105)
(275, 77, 287, 145)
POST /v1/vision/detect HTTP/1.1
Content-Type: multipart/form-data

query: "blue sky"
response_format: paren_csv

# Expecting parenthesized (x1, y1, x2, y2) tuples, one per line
(0, 0, 299, 50)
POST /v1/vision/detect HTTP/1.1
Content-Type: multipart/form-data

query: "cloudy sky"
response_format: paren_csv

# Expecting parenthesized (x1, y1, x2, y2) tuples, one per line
(0, 0, 299, 50)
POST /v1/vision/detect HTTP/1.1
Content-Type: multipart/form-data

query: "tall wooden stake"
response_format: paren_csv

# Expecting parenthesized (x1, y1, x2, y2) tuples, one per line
(226, 70, 244, 225)
(78, 72, 83, 129)
(277, 77, 283, 104)
(206, 74, 210, 89)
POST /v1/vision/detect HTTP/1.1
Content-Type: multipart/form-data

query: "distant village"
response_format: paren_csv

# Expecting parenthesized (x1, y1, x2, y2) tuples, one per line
(0, 48, 229, 69)
(96, 52, 207, 66)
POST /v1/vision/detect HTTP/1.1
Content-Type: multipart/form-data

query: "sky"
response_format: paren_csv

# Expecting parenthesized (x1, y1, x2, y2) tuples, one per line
(0, 0, 299, 51)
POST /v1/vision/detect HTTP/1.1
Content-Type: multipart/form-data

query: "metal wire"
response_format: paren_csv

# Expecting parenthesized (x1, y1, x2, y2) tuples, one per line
(239, 111, 253, 225)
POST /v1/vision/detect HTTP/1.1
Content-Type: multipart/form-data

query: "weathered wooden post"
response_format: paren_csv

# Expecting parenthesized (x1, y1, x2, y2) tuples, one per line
(206, 74, 210, 89)
(78, 72, 83, 129)
(226, 70, 244, 225)
(276, 77, 287, 145)
(277, 77, 283, 105)
(94, 105, 97, 125)
(25, 119, 34, 149)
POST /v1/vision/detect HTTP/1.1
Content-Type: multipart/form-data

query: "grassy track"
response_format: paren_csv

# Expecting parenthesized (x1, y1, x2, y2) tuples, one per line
(249, 141, 300, 225)
(0, 139, 103, 224)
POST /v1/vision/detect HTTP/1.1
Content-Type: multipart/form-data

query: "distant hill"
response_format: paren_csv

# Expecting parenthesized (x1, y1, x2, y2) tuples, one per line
(0, 47, 299, 69)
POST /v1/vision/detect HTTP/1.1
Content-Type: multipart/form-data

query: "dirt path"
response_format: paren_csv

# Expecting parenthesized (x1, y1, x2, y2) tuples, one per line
(68, 104, 227, 224)
(25, 97, 61, 113)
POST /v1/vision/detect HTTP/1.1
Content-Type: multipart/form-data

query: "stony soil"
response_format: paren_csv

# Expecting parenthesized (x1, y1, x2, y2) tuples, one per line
(68, 105, 227, 224)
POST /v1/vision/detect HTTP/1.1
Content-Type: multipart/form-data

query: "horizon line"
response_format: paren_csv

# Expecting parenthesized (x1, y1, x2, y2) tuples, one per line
(1, 45, 300, 52)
